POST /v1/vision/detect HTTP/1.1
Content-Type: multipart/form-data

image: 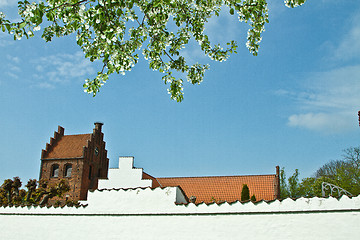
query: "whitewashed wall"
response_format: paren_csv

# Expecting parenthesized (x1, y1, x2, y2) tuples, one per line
(1, 157, 359, 239)
(1, 187, 359, 240)
(98, 156, 153, 189)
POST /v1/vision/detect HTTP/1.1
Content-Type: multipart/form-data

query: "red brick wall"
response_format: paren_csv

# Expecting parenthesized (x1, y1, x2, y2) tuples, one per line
(40, 159, 85, 200)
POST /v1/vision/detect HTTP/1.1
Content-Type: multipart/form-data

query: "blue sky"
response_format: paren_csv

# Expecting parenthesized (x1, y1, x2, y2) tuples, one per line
(1, 0, 360, 184)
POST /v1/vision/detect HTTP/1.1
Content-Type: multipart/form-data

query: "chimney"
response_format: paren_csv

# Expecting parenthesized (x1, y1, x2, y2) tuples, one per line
(275, 166, 280, 199)
(94, 122, 103, 132)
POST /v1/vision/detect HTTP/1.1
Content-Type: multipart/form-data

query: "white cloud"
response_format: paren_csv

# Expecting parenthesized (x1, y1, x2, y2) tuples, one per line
(283, 7, 360, 134)
(284, 65, 360, 133)
(333, 12, 360, 61)
(32, 51, 95, 88)
(288, 112, 355, 133)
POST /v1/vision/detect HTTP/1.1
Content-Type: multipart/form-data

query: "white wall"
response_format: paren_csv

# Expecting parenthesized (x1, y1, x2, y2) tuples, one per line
(1, 188, 359, 240)
(1, 211, 358, 240)
(1, 157, 359, 239)
(98, 156, 152, 189)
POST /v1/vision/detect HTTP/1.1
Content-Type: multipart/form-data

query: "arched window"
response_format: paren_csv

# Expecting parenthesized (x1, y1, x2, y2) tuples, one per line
(64, 164, 72, 178)
(51, 164, 59, 178)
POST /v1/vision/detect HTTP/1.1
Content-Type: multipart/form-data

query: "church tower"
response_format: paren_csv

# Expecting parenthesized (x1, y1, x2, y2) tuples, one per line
(39, 122, 109, 201)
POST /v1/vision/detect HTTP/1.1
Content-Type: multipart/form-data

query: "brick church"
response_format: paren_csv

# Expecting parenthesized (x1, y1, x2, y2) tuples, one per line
(39, 122, 109, 201)
(39, 122, 280, 203)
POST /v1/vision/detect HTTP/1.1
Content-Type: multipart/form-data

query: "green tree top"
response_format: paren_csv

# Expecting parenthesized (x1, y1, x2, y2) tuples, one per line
(241, 183, 250, 201)
(0, 0, 305, 101)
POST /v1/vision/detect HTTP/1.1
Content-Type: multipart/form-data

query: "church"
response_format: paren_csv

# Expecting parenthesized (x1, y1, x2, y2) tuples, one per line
(39, 122, 109, 201)
(39, 123, 280, 203)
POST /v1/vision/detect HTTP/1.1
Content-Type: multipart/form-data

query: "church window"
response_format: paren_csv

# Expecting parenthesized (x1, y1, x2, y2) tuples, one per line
(65, 164, 72, 178)
(51, 164, 59, 178)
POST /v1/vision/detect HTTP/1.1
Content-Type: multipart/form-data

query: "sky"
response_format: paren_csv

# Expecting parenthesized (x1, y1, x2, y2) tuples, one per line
(0, 0, 360, 184)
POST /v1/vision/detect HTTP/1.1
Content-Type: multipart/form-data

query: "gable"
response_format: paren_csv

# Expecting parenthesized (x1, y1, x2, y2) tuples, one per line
(156, 175, 277, 204)
(43, 134, 92, 159)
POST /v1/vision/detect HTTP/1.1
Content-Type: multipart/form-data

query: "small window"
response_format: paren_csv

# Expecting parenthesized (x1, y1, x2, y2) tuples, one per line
(65, 164, 72, 178)
(51, 164, 59, 178)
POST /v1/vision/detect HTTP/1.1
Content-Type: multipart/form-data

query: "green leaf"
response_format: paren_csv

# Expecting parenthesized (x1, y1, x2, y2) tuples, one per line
(230, 8, 235, 15)
(19, 22, 26, 29)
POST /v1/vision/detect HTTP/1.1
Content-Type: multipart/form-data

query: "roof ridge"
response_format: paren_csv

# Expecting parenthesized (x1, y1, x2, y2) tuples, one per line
(157, 174, 276, 179)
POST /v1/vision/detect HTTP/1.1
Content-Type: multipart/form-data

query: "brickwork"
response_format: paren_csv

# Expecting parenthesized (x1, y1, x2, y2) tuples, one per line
(39, 123, 109, 201)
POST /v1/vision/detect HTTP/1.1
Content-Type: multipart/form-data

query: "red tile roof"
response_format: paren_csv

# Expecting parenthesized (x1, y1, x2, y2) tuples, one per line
(157, 175, 277, 204)
(43, 134, 91, 159)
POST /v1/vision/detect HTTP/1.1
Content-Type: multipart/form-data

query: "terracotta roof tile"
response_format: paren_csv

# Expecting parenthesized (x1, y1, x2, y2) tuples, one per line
(44, 134, 91, 159)
(157, 175, 277, 204)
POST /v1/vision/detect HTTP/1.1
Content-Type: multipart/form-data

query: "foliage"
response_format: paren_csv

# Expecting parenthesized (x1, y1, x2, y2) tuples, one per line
(250, 194, 256, 202)
(279, 167, 288, 199)
(281, 169, 342, 198)
(280, 147, 360, 199)
(241, 184, 250, 201)
(0, 177, 73, 206)
(280, 168, 302, 198)
(288, 169, 300, 198)
(0, 0, 306, 101)
(314, 146, 360, 196)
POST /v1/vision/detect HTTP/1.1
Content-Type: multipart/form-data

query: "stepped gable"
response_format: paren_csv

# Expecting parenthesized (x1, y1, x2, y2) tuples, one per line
(156, 173, 279, 204)
(42, 133, 92, 159)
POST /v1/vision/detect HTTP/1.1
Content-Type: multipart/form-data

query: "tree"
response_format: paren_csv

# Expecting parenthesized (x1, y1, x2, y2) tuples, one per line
(314, 146, 360, 196)
(0, 0, 306, 102)
(0, 177, 74, 206)
(241, 184, 250, 201)
(250, 194, 256, 202)
(280, 168, 302, 198)
(279, 167, 289, 199)
(280, 147, 360, 199)
(288, 169, 301, 198)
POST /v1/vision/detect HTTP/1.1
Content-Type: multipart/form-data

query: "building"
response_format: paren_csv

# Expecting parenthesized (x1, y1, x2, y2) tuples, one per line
(39, 123, 279, 203)
(155, 172, 280, 204)
(98, 157, 280, 204)
(39, 122, 109, 201)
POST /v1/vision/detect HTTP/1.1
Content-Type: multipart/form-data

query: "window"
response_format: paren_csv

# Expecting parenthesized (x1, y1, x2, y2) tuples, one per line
(64, 164, 72, 178)
(51, 164, 59, 178)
